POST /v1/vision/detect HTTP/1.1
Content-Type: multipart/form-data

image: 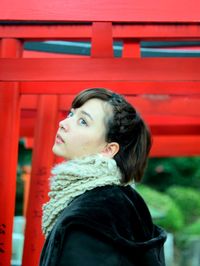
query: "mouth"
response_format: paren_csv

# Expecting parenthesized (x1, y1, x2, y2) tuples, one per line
(55, 133, 65, 144)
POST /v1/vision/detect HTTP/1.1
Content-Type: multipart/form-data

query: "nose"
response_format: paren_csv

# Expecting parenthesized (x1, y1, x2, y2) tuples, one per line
(59, 118, 70, 131)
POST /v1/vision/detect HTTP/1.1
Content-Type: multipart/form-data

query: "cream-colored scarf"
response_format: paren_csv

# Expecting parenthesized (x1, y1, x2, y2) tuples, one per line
(42, 154, 123, 238)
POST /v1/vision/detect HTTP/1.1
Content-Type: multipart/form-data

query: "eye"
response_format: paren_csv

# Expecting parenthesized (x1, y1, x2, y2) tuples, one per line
(79, 118, 88, 126)
(67, 110, 74, 118)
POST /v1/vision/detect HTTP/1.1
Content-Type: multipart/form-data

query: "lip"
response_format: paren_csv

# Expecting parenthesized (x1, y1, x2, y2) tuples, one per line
(55, 133, 65, 144)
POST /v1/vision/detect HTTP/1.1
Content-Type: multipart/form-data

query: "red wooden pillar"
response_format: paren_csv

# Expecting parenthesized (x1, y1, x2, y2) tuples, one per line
(123, 40, 141, 58)
(91, 22, 113, 58)
(21, 166, 31, 217)
(22, 95, 58, 266)
(0, 38, 22, 266)
(54, 107, 65, 165)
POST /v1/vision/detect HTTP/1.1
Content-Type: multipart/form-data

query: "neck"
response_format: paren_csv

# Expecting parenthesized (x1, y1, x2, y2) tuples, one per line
(42, 154, 123, 237)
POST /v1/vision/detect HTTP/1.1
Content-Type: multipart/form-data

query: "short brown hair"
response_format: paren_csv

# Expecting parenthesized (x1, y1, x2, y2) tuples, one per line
(72, 88, 152, 184)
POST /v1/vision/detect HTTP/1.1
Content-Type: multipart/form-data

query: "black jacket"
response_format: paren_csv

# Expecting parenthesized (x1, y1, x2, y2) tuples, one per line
(40, 185, 167, 266)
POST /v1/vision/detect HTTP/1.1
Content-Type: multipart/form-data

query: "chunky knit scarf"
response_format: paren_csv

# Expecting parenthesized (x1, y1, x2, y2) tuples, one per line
(42, 154, 123, 238)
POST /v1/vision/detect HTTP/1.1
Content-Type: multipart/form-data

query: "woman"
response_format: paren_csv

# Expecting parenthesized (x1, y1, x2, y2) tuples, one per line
(40, 88, 166, 266)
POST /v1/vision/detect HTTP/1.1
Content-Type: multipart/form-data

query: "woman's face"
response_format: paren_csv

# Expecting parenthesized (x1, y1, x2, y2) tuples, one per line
(52, 98, 110, 160)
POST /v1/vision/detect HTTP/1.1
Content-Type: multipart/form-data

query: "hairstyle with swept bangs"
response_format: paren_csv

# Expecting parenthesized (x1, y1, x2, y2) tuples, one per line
(71, 88, 152, 184)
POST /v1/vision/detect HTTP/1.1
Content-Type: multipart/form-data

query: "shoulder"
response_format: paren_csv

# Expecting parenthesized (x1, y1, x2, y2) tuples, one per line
(62, 185, 145, 219)
(70, 184, 151, 218)
(54, 185, 153, 239)
(69, 184, 145, 209)
(56, 185, 130, 229)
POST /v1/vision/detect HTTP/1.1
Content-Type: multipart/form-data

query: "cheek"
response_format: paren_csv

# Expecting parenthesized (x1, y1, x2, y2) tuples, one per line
(67, 132, 90, 148)
(82, 133, 105, 149)
(70, 128, 105, 150)
(73, 132, 94, 148)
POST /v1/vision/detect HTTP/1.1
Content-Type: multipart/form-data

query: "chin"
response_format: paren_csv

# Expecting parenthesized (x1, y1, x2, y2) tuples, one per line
(52, 145, 69, 160)
(52, 144, 61, 156)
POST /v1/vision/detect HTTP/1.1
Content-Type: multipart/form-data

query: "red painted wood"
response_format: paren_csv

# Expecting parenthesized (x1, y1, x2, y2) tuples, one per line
(0, 25, 91, 39)
(20, 109, 200, 126)
(18, 107, 200, 156)
(23, 137, 34, 149)
(23, 50, 89, 58)
(0, 83, 19, 266)
(22, 95, 58, 266)
(151, 136, 200, 157)
(113, 24, 200, 39)
(151, 125, 200, 135)
(144, 115, 200, 136)
(19, 111, 200, 157)
(21, 167, 31, 217)
(18, 131, 200, 157)
(52, 98, 66, 165)
(123, 40, 140, 58)
(19, 115, 200, 137)
(20, 117, 36, 137)
(1, 24, 200, 39)
(91, 22, 113, 57)
(126, 95, 200, 117)
(144, 114, 200, 126)
(19, 110, 200, 156)
(20, 95, 38, 109)
(1, 0, 200, 22)
(1, 58, 200, 81)
(19, 94, 200, 117)
(0, 39, 22, 266)
(145, 115, 200, 136)
(19, 81, 200, 96)
(59, 95, 200, 117)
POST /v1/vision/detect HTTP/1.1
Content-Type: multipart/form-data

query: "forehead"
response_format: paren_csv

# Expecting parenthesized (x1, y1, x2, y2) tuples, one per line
(78, 98, 112, 119)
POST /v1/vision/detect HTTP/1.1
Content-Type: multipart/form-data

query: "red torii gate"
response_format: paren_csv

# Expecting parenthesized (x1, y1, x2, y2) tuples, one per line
(0, 0, 200, 265)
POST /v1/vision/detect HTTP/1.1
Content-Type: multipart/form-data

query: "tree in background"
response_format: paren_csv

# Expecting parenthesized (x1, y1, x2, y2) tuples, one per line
(15, 140, 32, 215)
(142, 157, 200, 192)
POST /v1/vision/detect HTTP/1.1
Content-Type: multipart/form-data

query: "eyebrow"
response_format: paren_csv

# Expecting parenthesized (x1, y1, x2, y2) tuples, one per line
(80, 110, 94, 121)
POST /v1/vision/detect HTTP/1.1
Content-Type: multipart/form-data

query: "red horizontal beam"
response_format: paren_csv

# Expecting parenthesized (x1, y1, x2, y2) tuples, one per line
(1, 0, 200, 22)
(20, 109, 200, 134)
(19, 81, 200, 96)
(19, 106, 200, 155)
(1, 58, 200, 82)
(0, 25, 91, 39)
(144, 114, 200, 125)
(1, 24, 200, 39)
(127, 96, 200, 117)
(20, 135, 200, 157)
(20, 94, 200, 116)
(151, 136, 200, 157)
(19, 116, 200, 137)
(20, 109, 200, 125)
(23, 50, 89, 58)
(113, 24, 200, 39)
(151, 125, 200, 135)
(20, 116, 36, 137)
(51, 94, 200, 117)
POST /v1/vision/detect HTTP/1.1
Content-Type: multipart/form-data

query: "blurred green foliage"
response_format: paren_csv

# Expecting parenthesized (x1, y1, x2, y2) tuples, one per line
(166, 186, 200, 224)
(15, 169, 24, 215)
(139, 157, 200, 243)
(136, 184, 184, 232)
(182, 218, 200, 236)
(176, 218, 200, 248)
(18, 139, 32, 167)
(142, 157, 200, 191)
(15, 140, 32, 215)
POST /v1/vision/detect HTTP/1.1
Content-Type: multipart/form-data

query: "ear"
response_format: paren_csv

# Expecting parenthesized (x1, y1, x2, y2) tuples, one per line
(100, 142, 120, 158)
